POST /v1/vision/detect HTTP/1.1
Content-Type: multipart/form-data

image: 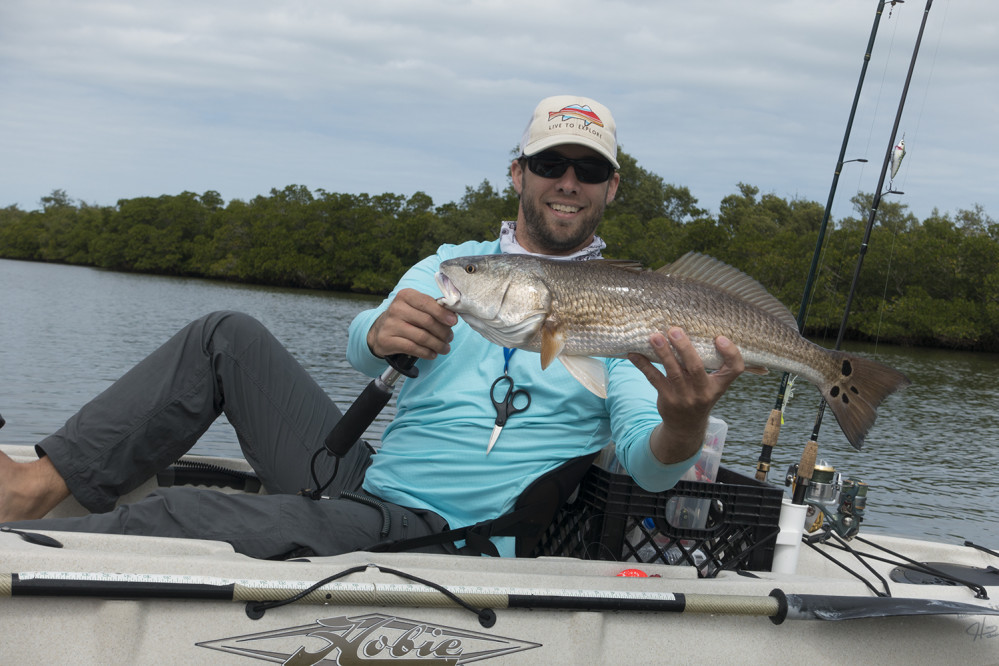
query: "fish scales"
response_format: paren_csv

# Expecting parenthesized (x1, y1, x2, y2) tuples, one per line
(435, 252, 911, 449)
(539, 260, 816, 378)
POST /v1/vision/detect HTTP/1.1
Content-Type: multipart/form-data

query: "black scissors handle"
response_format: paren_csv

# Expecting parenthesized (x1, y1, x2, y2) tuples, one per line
(490, 375, 531, 426)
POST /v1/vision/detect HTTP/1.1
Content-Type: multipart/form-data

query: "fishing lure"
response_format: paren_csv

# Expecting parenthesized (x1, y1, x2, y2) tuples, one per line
(890, 137, 906, 180)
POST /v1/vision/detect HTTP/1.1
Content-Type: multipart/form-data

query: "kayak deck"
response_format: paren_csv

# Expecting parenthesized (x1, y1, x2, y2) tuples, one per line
(2, 445, 997, 664)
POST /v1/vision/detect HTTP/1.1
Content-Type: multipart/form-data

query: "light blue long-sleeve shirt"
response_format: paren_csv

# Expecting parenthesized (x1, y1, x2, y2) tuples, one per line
(348, 239, 699, 556)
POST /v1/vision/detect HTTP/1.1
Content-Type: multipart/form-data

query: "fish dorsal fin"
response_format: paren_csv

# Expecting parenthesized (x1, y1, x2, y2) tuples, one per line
(658, 252, 798, 330)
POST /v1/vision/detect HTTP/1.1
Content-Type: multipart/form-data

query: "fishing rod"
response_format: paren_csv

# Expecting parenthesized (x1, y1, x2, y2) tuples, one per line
(755, 0, 892, 484)
(322, 354, 418, 458)
(296, 353, 418, 498)
(792, 0, 935, 506)
(3, 567, 996, 626)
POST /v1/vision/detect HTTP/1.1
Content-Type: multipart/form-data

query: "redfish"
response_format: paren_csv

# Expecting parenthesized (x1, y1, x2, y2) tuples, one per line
(436, 252, 910, 450)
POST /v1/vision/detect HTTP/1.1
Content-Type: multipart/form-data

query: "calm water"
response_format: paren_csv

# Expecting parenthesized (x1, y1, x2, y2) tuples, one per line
(1, 258, 996, 547)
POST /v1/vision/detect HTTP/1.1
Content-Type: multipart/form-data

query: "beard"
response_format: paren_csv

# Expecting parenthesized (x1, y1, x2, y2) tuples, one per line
(518, 192, 606, 255)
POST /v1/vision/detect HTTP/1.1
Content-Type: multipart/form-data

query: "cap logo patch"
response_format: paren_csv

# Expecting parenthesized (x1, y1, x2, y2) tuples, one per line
(547, 104, 604, 128)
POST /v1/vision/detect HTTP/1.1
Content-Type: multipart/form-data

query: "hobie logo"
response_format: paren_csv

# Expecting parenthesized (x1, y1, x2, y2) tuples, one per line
(197, 612, 541, 664)
(547, 104, 604, 128)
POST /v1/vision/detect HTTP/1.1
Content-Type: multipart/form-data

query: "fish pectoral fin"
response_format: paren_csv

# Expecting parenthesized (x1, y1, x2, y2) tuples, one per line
(558, 355, 608, 399)
(744, 365, 769, 376)
(540, 322, 566, 370)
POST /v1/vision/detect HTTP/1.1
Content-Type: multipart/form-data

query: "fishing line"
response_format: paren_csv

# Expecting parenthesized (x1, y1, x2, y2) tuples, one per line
(889, 0, 950, 197)
(873, 219, 901, 354)
(856, 4, 902, 170)
(840, 0, 907, 219)
(825, 4, 905, 285)
(873, 1, 948, 350)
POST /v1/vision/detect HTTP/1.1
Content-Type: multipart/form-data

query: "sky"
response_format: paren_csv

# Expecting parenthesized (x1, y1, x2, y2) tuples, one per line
(1, 0, 996, 226)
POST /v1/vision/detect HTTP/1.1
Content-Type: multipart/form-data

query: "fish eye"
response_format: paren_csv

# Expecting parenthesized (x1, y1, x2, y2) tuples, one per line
(464, 264, 476, 274)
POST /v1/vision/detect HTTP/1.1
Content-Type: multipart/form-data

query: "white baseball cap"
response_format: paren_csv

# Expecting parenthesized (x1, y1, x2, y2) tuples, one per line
(519, 95, 619, 169)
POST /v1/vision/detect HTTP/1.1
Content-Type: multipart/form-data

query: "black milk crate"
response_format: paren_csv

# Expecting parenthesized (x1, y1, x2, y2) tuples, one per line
(533, 465, 783, 577)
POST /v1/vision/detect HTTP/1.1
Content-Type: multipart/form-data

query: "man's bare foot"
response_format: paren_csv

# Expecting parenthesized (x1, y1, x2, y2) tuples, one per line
(0, 450, 71, 522)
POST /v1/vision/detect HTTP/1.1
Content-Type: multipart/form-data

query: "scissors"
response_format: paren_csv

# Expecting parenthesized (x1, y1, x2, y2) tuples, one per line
(487, 375, 531, 454)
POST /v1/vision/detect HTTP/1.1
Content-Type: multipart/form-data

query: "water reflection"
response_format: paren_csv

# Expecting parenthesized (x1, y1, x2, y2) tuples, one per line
(1, 258, 995, 547)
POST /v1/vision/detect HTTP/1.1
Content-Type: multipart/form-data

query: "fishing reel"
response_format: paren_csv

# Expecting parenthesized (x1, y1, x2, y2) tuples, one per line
(785, 460, 867, 539)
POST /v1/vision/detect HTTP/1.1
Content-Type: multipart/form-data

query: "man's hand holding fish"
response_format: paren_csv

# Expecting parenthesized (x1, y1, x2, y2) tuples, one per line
(630, 329, 745, 466)
(366, 288, 457, 361)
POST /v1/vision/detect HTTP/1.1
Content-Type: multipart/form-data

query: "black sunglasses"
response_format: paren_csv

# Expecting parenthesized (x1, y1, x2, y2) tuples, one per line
(523, 152, 615, 184)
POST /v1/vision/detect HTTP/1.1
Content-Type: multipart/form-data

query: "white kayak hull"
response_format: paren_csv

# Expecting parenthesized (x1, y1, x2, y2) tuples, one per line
(2, 445, 997, 664)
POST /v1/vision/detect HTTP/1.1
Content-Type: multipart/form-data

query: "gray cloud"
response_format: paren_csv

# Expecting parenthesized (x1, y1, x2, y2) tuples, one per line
(1, 0, 995, 224)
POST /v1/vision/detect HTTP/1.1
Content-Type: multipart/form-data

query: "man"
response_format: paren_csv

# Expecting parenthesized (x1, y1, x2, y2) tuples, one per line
(0, 95, 744, 559)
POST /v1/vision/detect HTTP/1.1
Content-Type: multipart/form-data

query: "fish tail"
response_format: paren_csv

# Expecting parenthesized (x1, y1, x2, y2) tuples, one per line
(821, 352, 911, 450)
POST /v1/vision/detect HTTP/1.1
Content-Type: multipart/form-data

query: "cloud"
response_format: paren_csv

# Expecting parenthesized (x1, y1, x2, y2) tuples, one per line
(1, 0, 996, 222)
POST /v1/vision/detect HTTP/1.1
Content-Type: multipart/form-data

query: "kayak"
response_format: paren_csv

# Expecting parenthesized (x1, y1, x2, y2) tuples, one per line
(2, 442, 997, 664)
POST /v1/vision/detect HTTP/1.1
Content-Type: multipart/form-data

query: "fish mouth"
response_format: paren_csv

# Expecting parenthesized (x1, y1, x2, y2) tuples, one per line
(435, 271, 461, 309)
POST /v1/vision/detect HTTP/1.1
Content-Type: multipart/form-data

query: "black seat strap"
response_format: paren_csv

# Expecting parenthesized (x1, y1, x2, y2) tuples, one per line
(369, 452, 598, 557)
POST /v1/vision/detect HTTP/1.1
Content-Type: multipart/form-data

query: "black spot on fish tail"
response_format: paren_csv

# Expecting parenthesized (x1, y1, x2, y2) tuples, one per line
(823, 352, 911, 450)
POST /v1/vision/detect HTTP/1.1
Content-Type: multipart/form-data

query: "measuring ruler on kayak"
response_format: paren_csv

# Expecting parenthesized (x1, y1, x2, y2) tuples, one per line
(5, 570, 997, 622)
(12, 570, 681, 604)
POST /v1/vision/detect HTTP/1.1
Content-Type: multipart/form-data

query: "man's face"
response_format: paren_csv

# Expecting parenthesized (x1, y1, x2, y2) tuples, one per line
(510, 144, 620, 255)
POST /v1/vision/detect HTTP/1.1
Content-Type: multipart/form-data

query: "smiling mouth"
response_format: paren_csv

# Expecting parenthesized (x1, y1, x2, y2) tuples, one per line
(548, 202, 581, 214)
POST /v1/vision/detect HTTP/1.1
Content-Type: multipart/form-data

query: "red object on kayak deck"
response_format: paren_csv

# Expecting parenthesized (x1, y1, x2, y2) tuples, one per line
(616, 568, 648, 578)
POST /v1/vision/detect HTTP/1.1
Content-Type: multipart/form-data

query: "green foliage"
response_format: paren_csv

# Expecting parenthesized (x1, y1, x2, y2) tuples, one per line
(2, 151, 997, 351)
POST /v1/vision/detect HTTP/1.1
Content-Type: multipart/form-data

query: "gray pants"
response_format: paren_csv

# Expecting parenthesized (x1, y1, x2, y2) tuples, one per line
(9, 311, 450, 559)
